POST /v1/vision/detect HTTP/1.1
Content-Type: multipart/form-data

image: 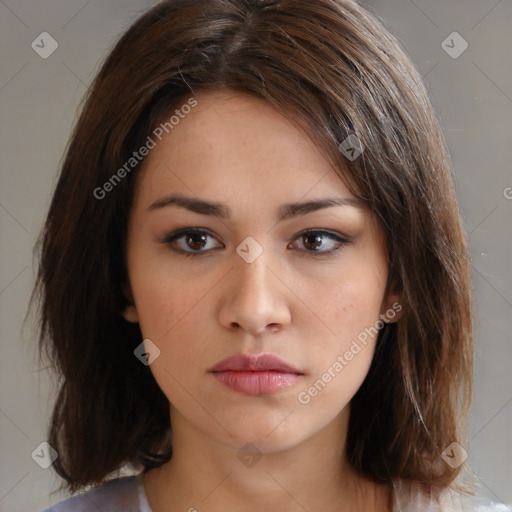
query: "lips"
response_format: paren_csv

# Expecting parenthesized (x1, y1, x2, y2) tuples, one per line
(209, 353, 303, 374)
(209, 353, 304, 396)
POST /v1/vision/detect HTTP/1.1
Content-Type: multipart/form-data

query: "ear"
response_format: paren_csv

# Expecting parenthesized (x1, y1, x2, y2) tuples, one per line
(379, 290, 404, 324)
(123, 304, 139, 323)
(122, 282, 139, 323)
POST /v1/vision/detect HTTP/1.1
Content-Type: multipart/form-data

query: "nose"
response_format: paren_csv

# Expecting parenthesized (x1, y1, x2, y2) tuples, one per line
(217, 247, 292, 336)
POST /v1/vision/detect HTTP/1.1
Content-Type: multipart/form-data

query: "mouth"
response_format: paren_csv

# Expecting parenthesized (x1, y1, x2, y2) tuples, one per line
(209, 353, 305, 396)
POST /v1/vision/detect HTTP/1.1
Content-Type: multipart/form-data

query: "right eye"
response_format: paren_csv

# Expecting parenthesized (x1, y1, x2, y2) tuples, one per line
(161, 228, 224, 257)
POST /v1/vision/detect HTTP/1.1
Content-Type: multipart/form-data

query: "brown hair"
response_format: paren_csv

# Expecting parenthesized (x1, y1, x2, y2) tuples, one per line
(33, 0, 473, 496)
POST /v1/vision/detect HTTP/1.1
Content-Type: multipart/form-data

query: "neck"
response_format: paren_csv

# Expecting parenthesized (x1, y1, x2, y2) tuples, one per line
(143, 407, 392, 512)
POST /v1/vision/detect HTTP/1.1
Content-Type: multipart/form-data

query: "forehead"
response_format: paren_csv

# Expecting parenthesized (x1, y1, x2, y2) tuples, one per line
(135, 89, 355, 207)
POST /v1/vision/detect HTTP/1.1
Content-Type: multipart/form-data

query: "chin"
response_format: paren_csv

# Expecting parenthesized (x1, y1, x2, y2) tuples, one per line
(215, 415, 313, 453)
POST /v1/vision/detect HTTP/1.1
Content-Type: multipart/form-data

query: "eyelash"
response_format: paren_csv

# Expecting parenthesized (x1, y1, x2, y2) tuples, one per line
(160, 227, 350, 258)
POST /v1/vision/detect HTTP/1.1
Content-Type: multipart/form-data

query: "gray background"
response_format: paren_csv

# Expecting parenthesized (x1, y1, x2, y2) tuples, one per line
(0, 1, 511, 511)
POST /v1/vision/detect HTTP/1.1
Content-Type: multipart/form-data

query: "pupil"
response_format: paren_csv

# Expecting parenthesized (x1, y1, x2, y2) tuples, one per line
(304, 234, 322, 250)
(187, 233, 207, 250)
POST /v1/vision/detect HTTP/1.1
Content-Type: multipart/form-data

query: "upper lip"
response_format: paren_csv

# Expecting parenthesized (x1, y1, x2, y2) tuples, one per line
(209, 353, 304, 374)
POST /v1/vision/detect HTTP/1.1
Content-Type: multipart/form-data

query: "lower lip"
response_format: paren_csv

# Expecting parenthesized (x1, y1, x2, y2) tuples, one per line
(211, 370, 301, 396)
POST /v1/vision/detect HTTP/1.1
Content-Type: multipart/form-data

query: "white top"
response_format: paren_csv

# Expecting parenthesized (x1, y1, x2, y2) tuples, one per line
(38, 472, 510, 511)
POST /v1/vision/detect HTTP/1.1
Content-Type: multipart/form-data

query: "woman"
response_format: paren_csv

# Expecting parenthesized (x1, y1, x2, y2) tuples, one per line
(34, 0, 503, 510)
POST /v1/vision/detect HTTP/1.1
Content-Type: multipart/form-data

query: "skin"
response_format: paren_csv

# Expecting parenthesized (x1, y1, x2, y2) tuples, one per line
(123, 89, 402, 512)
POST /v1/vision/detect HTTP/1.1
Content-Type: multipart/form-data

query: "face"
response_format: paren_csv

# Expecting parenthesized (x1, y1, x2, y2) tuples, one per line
(124, 90, 401, 453)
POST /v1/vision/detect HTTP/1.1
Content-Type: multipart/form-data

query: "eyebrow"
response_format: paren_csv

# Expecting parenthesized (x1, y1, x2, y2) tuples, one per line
(147, 193, 365, 222)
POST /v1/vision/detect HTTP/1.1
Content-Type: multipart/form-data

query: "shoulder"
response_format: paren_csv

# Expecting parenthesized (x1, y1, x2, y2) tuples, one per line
(438, 485, 511, 512)
(474, 506, 512, 512)
(391, 478, 511, 512)
(38, 474, 148, 512)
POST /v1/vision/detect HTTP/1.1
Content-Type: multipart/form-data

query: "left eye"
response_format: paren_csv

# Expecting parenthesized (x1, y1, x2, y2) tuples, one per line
(289, 229, 349, 254)
(162, 228, 349, 256)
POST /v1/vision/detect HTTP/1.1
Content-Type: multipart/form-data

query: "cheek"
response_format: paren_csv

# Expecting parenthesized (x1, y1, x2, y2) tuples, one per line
(296, 280, 382, 413)
(129, 258, 219, 382)
(129, 249, 210, 338)
(304, 267, 386, 348)
(296, 257, 386, 402)
(131, 275, 210, 403)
